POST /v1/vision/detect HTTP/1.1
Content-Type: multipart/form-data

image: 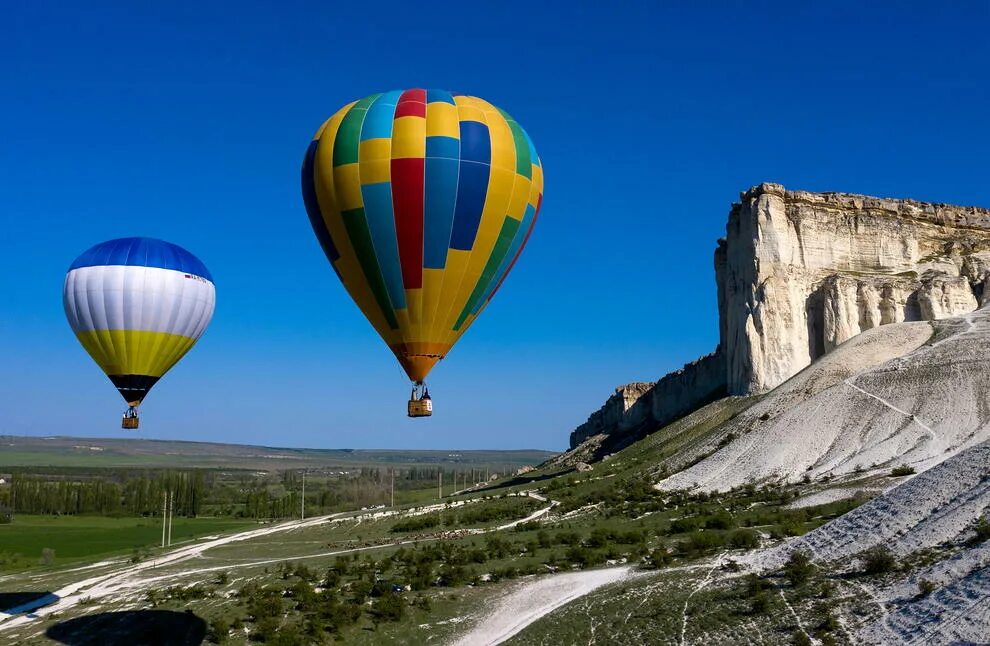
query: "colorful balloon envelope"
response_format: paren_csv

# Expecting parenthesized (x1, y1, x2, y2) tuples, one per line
(63, 237, 215, 428)
(302, 89, 543, 415)
(301, 89, 543, 415)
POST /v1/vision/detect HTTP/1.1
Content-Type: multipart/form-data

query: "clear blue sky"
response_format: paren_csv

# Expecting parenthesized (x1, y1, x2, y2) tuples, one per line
(2, 2, 988, 451)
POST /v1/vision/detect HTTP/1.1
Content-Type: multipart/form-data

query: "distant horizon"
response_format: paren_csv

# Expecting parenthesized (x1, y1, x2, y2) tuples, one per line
(3, 2, 988, 450)
(0, 433, 559, 454)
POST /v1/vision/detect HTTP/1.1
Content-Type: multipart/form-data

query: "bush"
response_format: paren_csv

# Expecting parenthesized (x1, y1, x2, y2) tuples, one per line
(677, 530, 725, 556)
(371, 592, 405, 622)
(860, 545, 896, 575)
(704, 512, 736, 530)
(40, 548, 55, 566)
(817, 611, 840, 633)
(890, 464, 916, 477)
(744, 574, 771, 597)
(969, 516, 990, 545)
(792, 630, 812, 646)
(728, 529, 760, 549)
(783, 550, 814, 586)
(918, 579, 937, 596)
(750, 591, 771, 615)
(207, 617, 229, 644)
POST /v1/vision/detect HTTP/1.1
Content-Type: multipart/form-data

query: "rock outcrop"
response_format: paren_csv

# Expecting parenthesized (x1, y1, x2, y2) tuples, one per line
(719, 183, 990, 394)
(569, 183, 990, 448)
(569, 351, 725, 448)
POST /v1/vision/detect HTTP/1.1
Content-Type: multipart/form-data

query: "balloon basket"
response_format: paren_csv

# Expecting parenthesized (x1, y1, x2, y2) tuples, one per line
(407, 398, 433, 417)
(122, 407, 140, 429)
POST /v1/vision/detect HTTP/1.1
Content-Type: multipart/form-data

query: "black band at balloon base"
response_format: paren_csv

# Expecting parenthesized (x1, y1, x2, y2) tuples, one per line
(108, 374, 160, 406)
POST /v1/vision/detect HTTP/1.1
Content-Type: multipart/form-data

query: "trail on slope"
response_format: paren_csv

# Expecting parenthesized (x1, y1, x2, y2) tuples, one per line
(448, 566, 636, 646)
(679, 554, 723, 646)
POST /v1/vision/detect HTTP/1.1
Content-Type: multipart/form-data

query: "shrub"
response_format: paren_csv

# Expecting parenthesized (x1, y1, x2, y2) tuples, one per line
(728, 529, 760, 549)
(750, 591, 771, 615)
(744, 574, 771, 597)
(207, 617, 229, 644)
(818, 611, 840, 633)
(969, 516, 990, 545)
(371, 592, 405, 622)
(783, 550, 814, 586)
(791, 630, 812, 646)
(40, 548, 55, 566)
(704, 512, 736, 530)
(890, 464, 916, 477)
(918, 579, 937, 596)
(860, 545, 896, 575)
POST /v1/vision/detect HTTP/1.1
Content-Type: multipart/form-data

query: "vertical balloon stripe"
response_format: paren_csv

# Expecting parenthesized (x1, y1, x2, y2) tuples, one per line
(302, 140, 341, 270)
(360, 182, 406, 310)
(449, 121, 491, 250)
(500, 110, 532, 179)
(394, 88, 427, 118)
(311, 101, 396, 344)
(453, 215, 521, 330)
(341, 207, 400, 329)
(391, 157, 425, 289)
(471, 202, 537, 316)
(333, 94, 379, 166)
(361, 91, 401, 140)
(489, 195, 541, 302)
(423, 155, 459, 268)
(423, 94, 460, 270)
(333, 96, 403, 328)
(392, 89, 427, 291)
(426, 89, 456, 105)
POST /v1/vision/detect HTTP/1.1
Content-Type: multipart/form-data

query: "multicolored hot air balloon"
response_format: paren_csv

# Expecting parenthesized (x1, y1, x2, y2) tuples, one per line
(63, 237, 215, 429)
(302, 89, 543, 416)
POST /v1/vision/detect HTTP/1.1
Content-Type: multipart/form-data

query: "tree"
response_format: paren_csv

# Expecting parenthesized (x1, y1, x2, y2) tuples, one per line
(783, 550, 814, 586)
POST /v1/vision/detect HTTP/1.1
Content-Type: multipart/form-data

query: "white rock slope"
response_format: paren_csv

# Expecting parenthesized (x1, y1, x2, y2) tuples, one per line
(656, 304, 990, 492)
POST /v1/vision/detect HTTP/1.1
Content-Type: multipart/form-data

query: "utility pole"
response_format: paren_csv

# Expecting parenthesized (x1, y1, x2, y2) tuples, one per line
(161, 491, 167, 548)
(438, 470, 442, 499)
(167, 491, 173, 547)
(390, 468, 394, 507)
(301, 471, 306, 520)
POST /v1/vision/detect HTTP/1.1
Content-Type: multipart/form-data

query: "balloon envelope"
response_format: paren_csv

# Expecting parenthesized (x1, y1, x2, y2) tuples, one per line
(302, 89, 543, 382)
(63, 237, 215, 405)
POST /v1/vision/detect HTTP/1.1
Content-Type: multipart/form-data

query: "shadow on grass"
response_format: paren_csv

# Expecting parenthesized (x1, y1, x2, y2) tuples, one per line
(0, 591, 59, 613)
(46, 609, 206, 645)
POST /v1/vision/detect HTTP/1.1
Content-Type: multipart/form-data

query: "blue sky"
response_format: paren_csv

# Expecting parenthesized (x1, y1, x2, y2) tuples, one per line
(1, 2, 988, 451)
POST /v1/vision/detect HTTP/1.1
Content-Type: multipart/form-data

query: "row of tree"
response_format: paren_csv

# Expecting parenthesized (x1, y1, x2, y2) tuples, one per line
(4, 471, 206, 516)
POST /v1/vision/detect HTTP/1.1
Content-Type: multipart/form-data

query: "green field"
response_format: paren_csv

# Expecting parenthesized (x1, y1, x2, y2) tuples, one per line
(0, 514, 255, 567)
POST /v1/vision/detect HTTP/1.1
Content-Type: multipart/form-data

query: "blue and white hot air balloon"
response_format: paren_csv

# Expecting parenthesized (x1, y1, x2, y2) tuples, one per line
(63, 237, 216, 429)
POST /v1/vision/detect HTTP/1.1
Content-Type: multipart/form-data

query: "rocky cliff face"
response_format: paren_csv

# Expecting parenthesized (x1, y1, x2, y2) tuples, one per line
(569, 183, 990, 449)
(719, 183, 990, 394)
(569, 351, 725, 448)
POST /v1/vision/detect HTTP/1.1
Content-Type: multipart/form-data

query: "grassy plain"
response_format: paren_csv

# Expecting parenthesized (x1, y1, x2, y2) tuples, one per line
(0, 514, 254, 567)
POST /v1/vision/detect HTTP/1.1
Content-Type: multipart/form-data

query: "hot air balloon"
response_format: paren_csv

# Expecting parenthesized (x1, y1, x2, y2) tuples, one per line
(63, 237, 215, 429)
(302, 89, 543, 416)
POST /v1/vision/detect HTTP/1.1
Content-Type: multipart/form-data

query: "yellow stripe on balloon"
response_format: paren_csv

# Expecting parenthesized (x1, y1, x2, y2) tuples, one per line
(76, 330, 197, 378)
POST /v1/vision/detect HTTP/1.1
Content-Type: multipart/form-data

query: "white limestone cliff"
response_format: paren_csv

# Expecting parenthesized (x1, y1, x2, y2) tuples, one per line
(718, 183, 990, 394)
(569, 184, 990, 448)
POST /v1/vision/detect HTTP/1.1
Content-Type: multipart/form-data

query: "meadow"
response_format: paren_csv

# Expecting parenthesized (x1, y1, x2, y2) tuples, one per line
(0, 514, 255, 568)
